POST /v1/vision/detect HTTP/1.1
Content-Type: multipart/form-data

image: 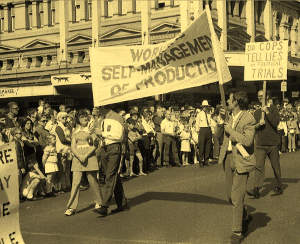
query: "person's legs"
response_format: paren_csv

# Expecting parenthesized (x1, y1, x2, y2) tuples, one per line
(86, 171, 102, 206)
(224, 153, 234, 203)
(163, 135, 171, 166)
(198, 130, 206, 166)
(292, 134, 296, 151)
(100, 144, 122, 207)
(204, 128, 212, 164)
(231, 171, 248, 233)
(213, 133, 220, 159)
(267, 146, 282, 190)
(136, 152, 146, 175)
(288, 134, 292, 152)
(171, 136, 180, 166)
(254, 147, 267, 189)
(66, 171, 82, 210)
(156, 132, 163, 167)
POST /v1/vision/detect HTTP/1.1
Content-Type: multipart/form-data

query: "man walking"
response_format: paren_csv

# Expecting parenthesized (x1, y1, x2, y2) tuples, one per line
(249, 90, 283, 198)
(218, 90, 256, 243)
(96, 108, 128, 216)
(196, 100, 212, 167)
(161, 110, 181, 167)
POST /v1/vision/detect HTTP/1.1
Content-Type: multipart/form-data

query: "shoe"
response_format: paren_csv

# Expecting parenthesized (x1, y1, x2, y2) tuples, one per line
(129, 173, 138, 177)
(80, 185, 89, 191)
(64, 208, 76, 216)
(230, 232, 244, 244)
(247, 187, 260, 199)
(138, 172, 147, 176)
(95, 206, 108, 216)
(111, 199, 129, 214)
(272, 186, 283, 196)
(94, 203, 101, 210)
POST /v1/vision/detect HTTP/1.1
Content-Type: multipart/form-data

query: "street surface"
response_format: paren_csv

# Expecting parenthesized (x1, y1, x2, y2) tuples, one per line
(20, 151, 300, 244)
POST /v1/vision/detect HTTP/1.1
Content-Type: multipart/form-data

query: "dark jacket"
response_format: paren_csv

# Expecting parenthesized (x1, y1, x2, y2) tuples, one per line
(254, 105, 280, 146)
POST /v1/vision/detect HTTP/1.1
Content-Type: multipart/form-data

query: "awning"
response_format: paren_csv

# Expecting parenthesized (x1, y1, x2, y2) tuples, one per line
(0, 85, 58, 99)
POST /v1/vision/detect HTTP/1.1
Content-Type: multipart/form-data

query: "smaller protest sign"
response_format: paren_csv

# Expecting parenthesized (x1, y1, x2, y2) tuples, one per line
(244, 40, 288, 81)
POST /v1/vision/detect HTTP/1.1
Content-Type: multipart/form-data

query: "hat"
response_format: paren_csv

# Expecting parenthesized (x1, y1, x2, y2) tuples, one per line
(202, 100, 209, 106)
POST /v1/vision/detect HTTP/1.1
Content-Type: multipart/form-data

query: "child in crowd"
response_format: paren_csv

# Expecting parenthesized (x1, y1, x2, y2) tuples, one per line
(180, 123, 191, 166)
(42, 134, 59, 196)
(287, 114, 298, 152)
(21, 157, 49, 201)
(191, 121, 199, 164)
(127, 118, 147, 176)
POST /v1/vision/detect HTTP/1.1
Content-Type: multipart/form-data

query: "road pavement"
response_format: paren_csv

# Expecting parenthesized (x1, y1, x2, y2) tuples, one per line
(20, 151, 300, 244)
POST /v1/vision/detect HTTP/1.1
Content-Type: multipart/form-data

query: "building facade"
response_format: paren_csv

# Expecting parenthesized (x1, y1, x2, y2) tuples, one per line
(0, 0, 300, 107)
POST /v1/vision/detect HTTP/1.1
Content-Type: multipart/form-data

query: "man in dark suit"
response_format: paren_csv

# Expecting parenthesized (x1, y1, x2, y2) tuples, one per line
(218, 90, 256, 244)
(249, 90, 283, 198)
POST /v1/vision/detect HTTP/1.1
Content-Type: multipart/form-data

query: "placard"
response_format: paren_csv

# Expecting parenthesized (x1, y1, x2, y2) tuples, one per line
(244, 40, 288, 81)
(0, 143, 25, 244)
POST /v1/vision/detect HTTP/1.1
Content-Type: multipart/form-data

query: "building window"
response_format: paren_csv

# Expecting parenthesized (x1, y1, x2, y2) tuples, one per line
(36, 0, 42, 28)
(7, 59, 14, 70)
(85, 0, 92, 20)
(170, 0, 174, 8)
(132, 0, 136, 13)
(104, 0, 108, 17)
(48, 0, 55, 26)
(36, 56, 43, 67)
(71, 0, 79, 23)
(7, 4, 15, 32)
(27, 57, 32, 69)
(78, 51, 85, 63)
(25, 1, 33, 30)
(46, 55, 52, 66)
(118, 0, 122, 15)
(0, 7, 4, 33)
(0, 60, 3, 70)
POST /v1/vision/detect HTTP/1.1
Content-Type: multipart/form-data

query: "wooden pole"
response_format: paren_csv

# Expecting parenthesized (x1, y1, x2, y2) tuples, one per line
(205, 1, 227, 109)
(262, 80, 267, 121)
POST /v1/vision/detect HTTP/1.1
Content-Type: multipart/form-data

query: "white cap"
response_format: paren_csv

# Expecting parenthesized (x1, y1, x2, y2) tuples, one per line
(202, 100, 209, 106)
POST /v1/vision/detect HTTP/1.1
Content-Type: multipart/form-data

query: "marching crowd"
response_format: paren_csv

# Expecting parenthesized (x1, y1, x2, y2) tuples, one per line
(0, 94, 300, 216)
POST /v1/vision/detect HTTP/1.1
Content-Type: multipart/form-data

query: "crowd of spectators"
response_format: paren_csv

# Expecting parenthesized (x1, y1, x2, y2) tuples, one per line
(0, 96, 299, 202)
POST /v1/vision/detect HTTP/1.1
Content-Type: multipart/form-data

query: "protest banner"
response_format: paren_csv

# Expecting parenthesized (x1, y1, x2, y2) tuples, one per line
(244, 40, 288, 81)
(0, 143, 25, 244)
(90, 10, 231, 106)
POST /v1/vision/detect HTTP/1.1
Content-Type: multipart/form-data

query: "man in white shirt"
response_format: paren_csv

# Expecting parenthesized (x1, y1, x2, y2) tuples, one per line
(160, 110, 181, 167)
(195, 100, 212, 167)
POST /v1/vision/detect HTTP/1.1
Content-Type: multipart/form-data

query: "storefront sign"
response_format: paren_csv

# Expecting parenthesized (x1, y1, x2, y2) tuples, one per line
(0, 143, 25, 244)
(244, 40, 288, 81)
(90, 10, 231, 106)
(0, 85, 57, 99)
(292, 91, 299, 98)
(51, 73, 92, 86)
(281, 81, 287, 92)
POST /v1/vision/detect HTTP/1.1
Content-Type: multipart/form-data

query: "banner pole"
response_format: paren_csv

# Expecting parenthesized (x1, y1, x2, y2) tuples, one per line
(262, 80, 267, 121)
(205, 1, 226, 108)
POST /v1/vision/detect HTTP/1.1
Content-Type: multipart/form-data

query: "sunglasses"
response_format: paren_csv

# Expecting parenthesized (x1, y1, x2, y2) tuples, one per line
(12, 107, 19, 110)
(41, 120, 47, 123)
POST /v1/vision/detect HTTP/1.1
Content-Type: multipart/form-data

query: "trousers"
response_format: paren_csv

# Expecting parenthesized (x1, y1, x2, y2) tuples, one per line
(224, 152, 249, 232)
(198, 127, 212, 164)
(254, 146, 282, 189)
(99, 143, 125, 208)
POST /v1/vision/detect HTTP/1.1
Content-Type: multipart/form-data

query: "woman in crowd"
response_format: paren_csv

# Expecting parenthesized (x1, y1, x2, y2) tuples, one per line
(64, 109, 102, 216)
(55, 112, 72, 192)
